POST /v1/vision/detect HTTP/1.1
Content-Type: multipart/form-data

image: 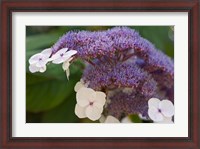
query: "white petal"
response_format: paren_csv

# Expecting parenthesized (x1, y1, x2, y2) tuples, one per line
(104, 116, 120, 123)
(93, 102, 104, 110)
(52, 50, 76, 64)
(76, 88, 95, 107)
(29, 64, 39, 73)
(29, 53, 42, 64)
(39, 66, 46, 73)
(159, 100, 174, 117)
(56, 48, 69, 55)
(148, 107, 164, 122)
(50, 53, 61, 62)
(75, 104, 86, 118)
(41, 48, 52, 58)
(85, 106, 102, 121)
(57, 48, 69, 54)
(94, 91, 106, 106)
(148, 98, 160, 109)
(121, 117, 132, 123)
(35, 59, 48, 67)
(63, 50, 77, 59)
(99, 115, 106, 123)
(157, 117, 173, 123)
(52, 57, 66, 64)
(74, 81, 85, 92)
(66, 69, 70, 80)
(50, 48, 68, 63)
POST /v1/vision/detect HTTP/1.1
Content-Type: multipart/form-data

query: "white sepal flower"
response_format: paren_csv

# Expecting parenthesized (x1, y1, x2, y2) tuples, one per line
(121, 116, 132, 123)
(62, 57, 73, 80)
(29, 48, 52, 73)
(75, 87, 106, 121)
(100, 115, 131, 123)
(99, 115, 106, 123)
(29, 64, 46, 73)
(104, 115, 120, 123)
(50, 48, 77, 64)
(148, 98, 174, 122)
(155, 117, 173, 124)
(74, 80, 86, 92)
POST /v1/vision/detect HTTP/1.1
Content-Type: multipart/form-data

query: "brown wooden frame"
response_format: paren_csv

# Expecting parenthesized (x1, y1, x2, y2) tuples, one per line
(0, 0, 199, 148)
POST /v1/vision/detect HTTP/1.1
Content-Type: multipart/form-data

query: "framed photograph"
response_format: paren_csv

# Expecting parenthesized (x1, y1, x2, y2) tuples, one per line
(0, 0, 199, 148)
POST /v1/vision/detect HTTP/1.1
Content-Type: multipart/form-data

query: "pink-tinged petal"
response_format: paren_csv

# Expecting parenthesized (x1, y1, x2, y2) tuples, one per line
(104, 116, 120, 123)
(148, 107, 164, 122)
(53, 51, 76, 64)
(49, 53, 61, 62)
(93, 102, 104, 110)
(50, 48, 69, 63)
(63, 50, 77, 59)
(159, 100, 174, 117)
(39, 66, 46, 73)
(94, 91, 106, 106)
(99, 115, 106, 123)
(74, 81, 85, 92)
(29, 64, 39, 73)
(35, 59, 48, 67)
(75, 104, 86, 118)
(41, 48, 52, 58)
(85, 106, 102, 121)
(76, 88, 95, 107)
(52, 57, 66, 64)
(148, 98, 160, 109)
(54, 48, 69, 55)
(29, 53, 42, 64)
(156, 117, 173, 123)
(93, 104, 103, 113)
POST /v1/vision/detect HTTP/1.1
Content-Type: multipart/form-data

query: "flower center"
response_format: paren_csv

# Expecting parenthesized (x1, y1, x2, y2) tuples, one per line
(60, 53, 64, 57)
(158, 109, 162, 113)
(89, 102, 94, 106)
(39, 58, 42, 61)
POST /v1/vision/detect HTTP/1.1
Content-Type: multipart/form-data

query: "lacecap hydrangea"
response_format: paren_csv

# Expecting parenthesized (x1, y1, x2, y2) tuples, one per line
(29, 27, 174, 123)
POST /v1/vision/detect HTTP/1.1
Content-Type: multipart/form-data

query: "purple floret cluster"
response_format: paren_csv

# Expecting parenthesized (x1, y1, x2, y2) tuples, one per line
(52, 27, 174, 119)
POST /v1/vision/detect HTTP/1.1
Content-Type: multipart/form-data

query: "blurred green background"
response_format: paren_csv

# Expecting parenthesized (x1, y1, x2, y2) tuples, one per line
(26, 26, 174, 123)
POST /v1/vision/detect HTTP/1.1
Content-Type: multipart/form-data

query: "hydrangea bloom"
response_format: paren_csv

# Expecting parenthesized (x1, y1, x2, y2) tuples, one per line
(29, 27, 174, 122)
(74, 80, 88, 92)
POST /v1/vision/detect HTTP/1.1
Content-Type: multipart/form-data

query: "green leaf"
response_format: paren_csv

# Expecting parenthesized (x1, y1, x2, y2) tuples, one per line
(26, 112, 42, 123)
(129, 114, 142, 123)
(26, 73, 52, 85)
(26, 32, 61, 51)
(41, 94, 79, 123)
(26, 73, 78, 113)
